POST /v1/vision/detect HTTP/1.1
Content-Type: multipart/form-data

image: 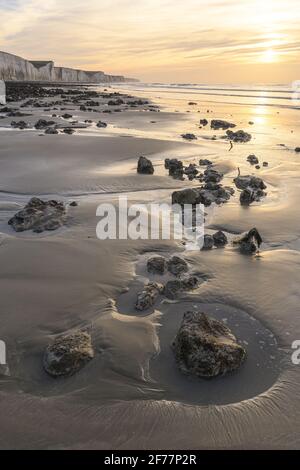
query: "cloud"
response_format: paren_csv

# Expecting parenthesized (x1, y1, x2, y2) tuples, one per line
(1, 0, 300, 82)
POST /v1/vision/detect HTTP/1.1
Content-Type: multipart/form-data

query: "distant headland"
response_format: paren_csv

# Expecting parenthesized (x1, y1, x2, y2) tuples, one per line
(0, 51, 138, 83)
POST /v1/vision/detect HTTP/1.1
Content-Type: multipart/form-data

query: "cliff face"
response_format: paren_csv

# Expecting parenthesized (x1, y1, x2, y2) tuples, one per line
(0, 51, 137, 83)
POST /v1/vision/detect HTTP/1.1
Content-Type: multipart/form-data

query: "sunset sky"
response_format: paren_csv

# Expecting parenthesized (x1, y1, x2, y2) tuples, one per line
(0, 0, 299, 83)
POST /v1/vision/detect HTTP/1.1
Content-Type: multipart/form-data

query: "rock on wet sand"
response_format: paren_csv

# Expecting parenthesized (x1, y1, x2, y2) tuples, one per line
(137, 156, 154, 175)
(43, 331, 94, 377)
(172, 311, 246, 378)
(8, 197, 66, 233)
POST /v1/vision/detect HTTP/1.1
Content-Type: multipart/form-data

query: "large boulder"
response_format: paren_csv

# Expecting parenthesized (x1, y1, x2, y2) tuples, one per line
(137, 156, 154, 175)
(43, 331, 94, 377)
(8, 197, 66, 233)
(172, 311, 246, 378)
(172, 188, 201, 206)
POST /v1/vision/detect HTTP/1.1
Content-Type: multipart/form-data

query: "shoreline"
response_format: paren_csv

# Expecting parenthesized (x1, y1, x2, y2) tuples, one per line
(0, 81, 299, 449)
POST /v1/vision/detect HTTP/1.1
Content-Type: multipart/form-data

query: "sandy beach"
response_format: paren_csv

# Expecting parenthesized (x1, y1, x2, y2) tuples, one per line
(0, 81, 300, 449)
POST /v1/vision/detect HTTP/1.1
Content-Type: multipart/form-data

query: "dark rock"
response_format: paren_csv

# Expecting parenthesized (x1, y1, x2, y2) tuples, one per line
(137, 156, 154, 175)
(79, 105, 87, 111)
(63, 128, 75, 134)
(200, 119, 208, 126)
(69, 201, 78, 207)
(188, 102, 197, 105)
(135, 282, 164, 311)
(255, 165, 260, 170)
(234, 174, 267, 190)
(164, 276, 199, 299)
(184, 163, 198, 180)
(96, 121, 107, 128)
(45, 127, 58, 135)
(62, 113, 73, 119)
(199, 158, 212, 166)
(295, 147, 300, 153)
(172, 188, 201, 206)
(263, 162, 269, 167)
(43, 331, 94, 377)
(201, 234, 214, 250)
(34, 119, 55, 129)
(8, 197, 66, 233)
(202, 168, 223, 183)
(233, 228, 262, 254)
(247, 154, 259, 165)
(165, 158, 184, 179)
(11, 120, 30, 129)
(213, 230, 228, 247)
(181, 133, 197, 140)
(147, 256, 166, 274)
(226, 130, 252, 143)
(172, 311, 246, 377)
(167, 256, 189, 276)
(211, 119, 236, 130)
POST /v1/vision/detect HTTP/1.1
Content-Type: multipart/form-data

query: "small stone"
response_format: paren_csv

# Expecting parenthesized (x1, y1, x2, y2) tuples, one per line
(247, 154, 259, 165)
(199, 159, 212, 166)
(211, 120, 236, 130)
(181, 133, 197, 140)
(96, 121, 107, 128)
(69, 201, 78, 207)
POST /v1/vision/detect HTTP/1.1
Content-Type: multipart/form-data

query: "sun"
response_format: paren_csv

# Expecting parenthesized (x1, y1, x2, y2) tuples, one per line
(260, 48, 278, 63)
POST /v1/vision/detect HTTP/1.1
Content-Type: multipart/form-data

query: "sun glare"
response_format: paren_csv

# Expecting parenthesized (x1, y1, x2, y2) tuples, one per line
(260, 48, 278, 63)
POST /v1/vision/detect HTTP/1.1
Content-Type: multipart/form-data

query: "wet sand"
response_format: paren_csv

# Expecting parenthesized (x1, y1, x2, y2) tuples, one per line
(0, 83, 299, 449)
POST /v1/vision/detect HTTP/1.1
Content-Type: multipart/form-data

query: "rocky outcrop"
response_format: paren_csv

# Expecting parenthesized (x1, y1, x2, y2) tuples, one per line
(0, 51, 137, 83)
(172, 311, 246, 378)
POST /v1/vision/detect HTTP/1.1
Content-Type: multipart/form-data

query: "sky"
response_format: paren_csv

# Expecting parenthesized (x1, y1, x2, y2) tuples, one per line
(0, 0, 299, 84)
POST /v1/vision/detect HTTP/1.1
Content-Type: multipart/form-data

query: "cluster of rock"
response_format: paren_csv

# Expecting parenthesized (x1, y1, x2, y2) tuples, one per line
(203, 228, 262, 254)
(234, 173, 267, 206)
(247, 154, 268, 169)
(8, 197, 66, 233)
(172, 311, 246, 378)
(135, 255, 202, 310)
(225, 129, 252, 143)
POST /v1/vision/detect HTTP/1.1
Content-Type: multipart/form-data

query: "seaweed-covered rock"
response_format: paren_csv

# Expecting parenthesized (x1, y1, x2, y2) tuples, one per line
(135, 282, 163, 311)
(167, 256, 189, 276)
(147, 256, 166, 275)
(137, 156, 154, 175)
(43, 331, 94, 377)
(211, 120, 236, 130)
(233, 228, 262, 254)
(8, 197, 66, 233)
(172, 311, 246, 377)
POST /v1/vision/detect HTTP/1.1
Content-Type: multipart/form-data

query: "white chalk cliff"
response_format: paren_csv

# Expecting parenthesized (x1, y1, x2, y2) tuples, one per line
(0, 51, 137, 83)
